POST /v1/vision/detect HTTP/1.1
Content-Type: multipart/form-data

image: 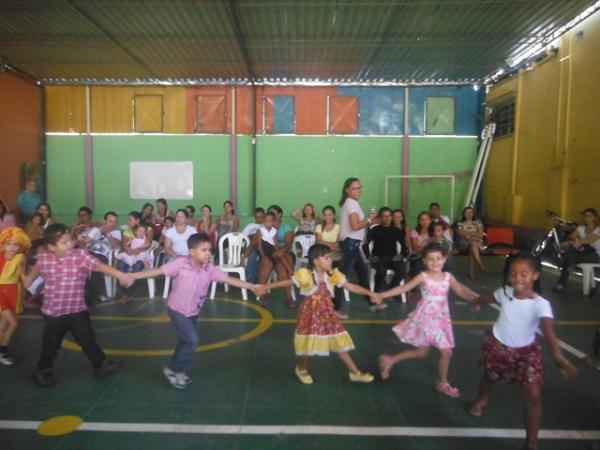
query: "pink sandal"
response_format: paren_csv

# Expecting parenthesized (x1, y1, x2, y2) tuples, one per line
(434, 381, 460, 398)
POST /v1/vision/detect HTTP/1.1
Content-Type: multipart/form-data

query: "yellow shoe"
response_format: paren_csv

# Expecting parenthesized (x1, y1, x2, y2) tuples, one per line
(295, 366, 313, 385)
(349, 371, 374, 383)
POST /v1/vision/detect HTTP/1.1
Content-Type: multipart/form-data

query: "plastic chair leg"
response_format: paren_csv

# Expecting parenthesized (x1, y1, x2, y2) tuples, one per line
(162, 276, 171, 299)
(148, 278, 155, 299)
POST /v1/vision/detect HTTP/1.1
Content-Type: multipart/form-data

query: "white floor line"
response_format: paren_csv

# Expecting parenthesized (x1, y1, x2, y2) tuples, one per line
(0, 420, 599, 440)
(488, 304, 588, 359)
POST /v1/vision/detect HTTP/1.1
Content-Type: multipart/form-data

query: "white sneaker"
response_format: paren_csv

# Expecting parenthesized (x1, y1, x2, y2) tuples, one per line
(369, 303, 388, 312)
(334, 311, 350, 320)
(162, 367, 188, 389)
(0, 351, 15, 366)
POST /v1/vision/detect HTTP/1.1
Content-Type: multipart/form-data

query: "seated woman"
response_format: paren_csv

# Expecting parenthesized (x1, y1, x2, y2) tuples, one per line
(315, 205, 340, 261)
(216, 200, 240, 239)
(455, 206, 486, 279)
(163, 209, 197, 260)
(555, 207, 600, 291)
(256, 205, 296, 308)
(292, 203, 319, 235)
(140, 203, 154, 227)
(117, 211, 154, 303)
(408, 211, 433, 275)
(196, 204, 218, 250)
(36, 203, 54, 229)
(151, 198, 174, 239)
(25, 213, 44, 241)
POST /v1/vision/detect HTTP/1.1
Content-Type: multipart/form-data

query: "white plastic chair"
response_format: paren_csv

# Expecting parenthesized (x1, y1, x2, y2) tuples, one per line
(293, 234, 316, 269)
(210, 232, 250, 301)
(578, 263, 600, 296)
(367, 241, 407, 303)
(103, 249, 115, 298)
(113, 241, 160, 299)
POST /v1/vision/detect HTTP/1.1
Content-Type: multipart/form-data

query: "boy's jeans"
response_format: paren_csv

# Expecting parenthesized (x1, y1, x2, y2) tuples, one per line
(167, 307, 199, 373)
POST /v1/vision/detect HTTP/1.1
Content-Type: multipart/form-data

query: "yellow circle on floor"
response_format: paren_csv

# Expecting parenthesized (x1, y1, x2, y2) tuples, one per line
(61, 298, 274, 356)
(37, 415, 83, 436)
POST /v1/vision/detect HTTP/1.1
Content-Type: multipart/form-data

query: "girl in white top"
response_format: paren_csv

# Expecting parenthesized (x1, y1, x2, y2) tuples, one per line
(116, 225, 153, 268)
(470, 253, 576, 450)
(163, 209, 197, 257)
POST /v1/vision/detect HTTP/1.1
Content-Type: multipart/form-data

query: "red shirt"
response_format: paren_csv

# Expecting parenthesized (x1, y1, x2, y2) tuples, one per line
(36, 249, 99, 317)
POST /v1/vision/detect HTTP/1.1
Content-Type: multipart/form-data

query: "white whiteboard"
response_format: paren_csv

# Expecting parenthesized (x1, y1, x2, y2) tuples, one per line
(129, 161, 194, 199)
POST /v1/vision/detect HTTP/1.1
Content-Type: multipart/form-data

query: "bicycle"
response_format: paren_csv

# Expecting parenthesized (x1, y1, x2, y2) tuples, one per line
(531, 210, 577, 266)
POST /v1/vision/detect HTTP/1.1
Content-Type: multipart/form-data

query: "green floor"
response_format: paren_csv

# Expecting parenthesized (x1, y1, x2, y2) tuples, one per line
(1, 256, 599, 450)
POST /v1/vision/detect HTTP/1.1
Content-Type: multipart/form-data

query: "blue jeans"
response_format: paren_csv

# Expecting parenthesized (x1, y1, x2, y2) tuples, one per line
(167, 307, 199, 373)
(339, 238, 370, 308)
(246, 249, 261, 283)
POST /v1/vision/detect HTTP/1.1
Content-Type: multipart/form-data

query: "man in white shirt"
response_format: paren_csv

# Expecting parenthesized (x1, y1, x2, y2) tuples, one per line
(87, 211, 122, 304)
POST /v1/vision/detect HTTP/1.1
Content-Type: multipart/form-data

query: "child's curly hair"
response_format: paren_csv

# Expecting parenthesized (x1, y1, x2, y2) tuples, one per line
(0, 227, 31, 252)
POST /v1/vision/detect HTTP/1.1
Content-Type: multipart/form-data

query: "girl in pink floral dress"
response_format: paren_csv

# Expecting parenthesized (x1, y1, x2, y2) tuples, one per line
(377, 242, 479, 397)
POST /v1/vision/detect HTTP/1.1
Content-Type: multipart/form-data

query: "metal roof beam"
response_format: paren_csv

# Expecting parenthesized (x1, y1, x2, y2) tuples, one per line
(64, 0, 158, 79)
(225, 0, 255, 80)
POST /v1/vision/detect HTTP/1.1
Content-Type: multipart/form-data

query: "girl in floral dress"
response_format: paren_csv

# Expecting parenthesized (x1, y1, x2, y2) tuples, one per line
(264, 244, 382, 384)
(377, 242, 479, 397)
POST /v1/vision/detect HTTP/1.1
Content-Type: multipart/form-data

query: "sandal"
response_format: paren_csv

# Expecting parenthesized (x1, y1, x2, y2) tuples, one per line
(468, 400, 487, 417)
(434, 381, 460, 398)
(294, 366, 313, 385)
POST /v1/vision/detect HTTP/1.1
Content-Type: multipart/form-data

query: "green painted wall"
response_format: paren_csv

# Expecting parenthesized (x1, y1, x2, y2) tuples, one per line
(408, 137, 477, 224)
(47, 135, 254, 225)
(255, 135, 403, 217)
(46, 135, 476, 227)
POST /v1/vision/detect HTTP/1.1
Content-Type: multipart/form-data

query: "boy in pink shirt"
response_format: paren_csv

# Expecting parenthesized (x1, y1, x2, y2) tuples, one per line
(133, 232, 262, 389)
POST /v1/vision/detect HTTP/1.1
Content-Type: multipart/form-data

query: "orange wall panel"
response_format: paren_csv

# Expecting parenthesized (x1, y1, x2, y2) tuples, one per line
(0, 72, 40, 207)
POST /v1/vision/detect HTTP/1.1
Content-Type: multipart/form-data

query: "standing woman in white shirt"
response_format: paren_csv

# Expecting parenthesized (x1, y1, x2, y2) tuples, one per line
(470, 253, 576, 450)
(163, 209, 197, 259)
(338, 178, 378, 312)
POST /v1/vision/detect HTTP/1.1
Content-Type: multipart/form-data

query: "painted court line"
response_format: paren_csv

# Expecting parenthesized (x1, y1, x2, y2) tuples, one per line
(0, 420, 599, 440)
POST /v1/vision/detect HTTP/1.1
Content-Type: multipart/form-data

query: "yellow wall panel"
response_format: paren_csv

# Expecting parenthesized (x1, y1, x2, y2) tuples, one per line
(89, 86, 187, 133)
(45, 86, 86, 132)
(486, 10, 600, 230)
(91, 86, 133, 132)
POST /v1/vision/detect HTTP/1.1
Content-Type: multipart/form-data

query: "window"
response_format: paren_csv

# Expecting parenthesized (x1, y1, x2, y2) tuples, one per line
(133, 95, 163, 133)
(487, 96, 515, 138)
(328, 96, 359, 134)
(425, 96, 455, 135)
(263, 95, 295, 134)
(195, 95, 227, 133)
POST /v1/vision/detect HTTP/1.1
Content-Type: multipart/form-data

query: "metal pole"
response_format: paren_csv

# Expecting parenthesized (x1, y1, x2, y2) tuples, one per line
(84, 85, 94, 210)
(229, 86, 238, 208)
(401, 87, 410, 212)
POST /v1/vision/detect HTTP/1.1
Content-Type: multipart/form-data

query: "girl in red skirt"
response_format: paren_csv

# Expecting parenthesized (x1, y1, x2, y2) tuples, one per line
(263, 244, 382, 384)
(0, 227, 31, 365)
(470, 253, 577, 450)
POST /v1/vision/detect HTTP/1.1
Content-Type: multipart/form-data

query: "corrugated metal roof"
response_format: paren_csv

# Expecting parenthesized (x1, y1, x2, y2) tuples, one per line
(0, 0, 597, 84)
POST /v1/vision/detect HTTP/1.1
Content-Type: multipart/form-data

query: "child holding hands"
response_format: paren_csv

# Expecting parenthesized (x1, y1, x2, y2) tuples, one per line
(377, 242, 479, 398)
(132, 232, 262, 389)
(469, 252, 576, 450)
(264, 244, 382, 384)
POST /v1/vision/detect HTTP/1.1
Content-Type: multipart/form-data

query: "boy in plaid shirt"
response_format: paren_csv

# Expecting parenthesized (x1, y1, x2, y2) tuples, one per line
(23, 224, 134, 387)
